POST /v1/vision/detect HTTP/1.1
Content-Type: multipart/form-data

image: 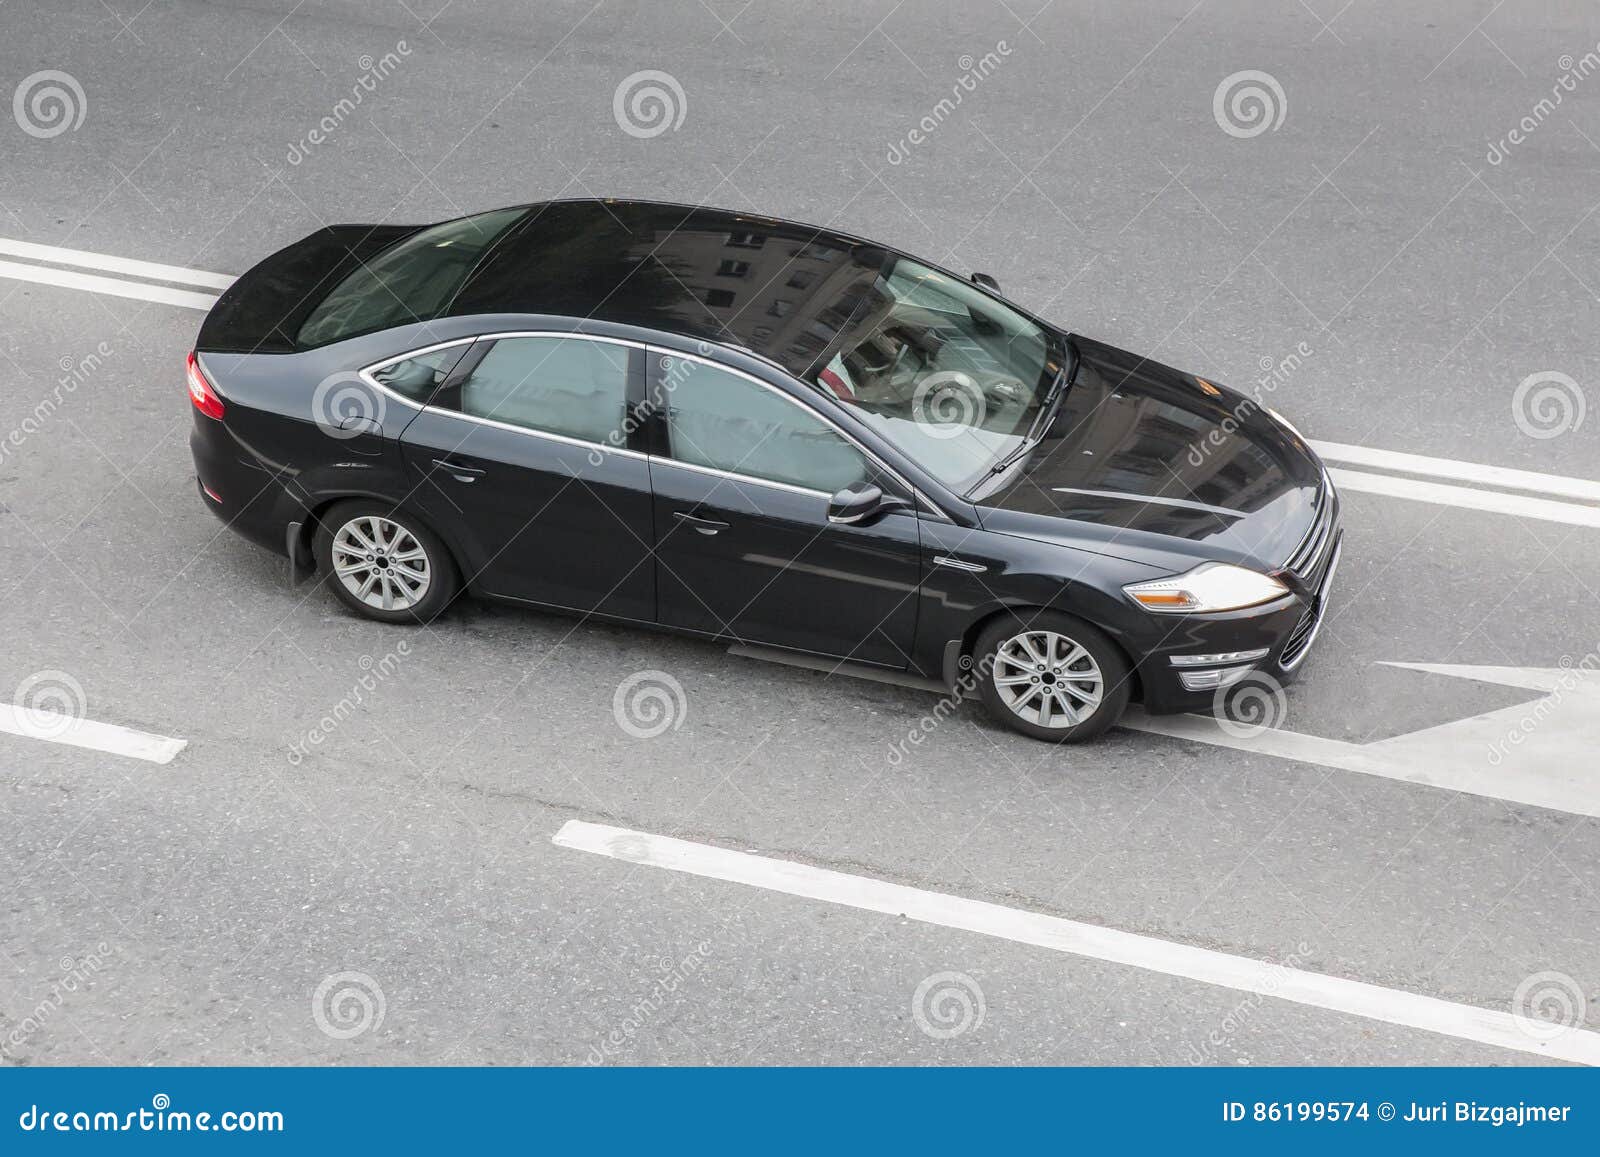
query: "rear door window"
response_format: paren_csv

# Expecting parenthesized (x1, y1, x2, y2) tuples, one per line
(450, 336, 632, 445)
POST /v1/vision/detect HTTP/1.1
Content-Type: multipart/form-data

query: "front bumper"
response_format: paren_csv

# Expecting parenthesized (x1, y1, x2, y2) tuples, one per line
(1131, 526, 1343, 714)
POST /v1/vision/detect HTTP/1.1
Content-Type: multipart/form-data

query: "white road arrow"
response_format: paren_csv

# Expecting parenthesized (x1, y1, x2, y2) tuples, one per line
(1123, 663, 1600, 819)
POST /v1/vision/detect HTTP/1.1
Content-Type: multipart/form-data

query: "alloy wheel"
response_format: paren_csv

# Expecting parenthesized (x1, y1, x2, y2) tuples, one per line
(991, 628, 1105, 729)
(330, 515, 431, 612)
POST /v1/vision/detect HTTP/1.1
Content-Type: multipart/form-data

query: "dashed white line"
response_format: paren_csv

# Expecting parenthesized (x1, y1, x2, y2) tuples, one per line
(0, 704, 187, 764)
(1311, 439, 1600, 504)
(554, 820, 1600, 1065)
(0, 259, 219, 312)
(1328, 466, 1600, 529)
(0, 238, 236, 291)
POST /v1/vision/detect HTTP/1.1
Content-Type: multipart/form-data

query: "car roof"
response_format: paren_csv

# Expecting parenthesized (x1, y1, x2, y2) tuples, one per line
(447, 199, 893, 378)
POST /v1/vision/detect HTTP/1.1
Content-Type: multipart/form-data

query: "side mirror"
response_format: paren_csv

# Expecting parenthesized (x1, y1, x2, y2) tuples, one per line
(827, 481, 907, 526)
(969, 271, 1001, 293)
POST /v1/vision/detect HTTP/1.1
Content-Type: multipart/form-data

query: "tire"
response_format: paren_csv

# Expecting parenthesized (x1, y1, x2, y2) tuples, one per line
(973, 610, 1131, 742)
(313, 501, 459, 624)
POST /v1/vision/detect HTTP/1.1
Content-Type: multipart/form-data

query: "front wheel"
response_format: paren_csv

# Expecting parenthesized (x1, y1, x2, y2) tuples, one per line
(973, 611, 1131, 742)
(313, 502, 459, 624)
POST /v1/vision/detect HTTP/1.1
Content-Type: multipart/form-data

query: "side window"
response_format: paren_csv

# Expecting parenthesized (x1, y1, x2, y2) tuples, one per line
(455, 336, 630, 444)
(369, 344, 467, 402)
(659, 355, 867, 494)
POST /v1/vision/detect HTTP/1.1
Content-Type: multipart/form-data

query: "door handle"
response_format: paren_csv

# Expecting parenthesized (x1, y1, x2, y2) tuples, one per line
(673, 510, 730, 536)
(432, 458, 485, 483)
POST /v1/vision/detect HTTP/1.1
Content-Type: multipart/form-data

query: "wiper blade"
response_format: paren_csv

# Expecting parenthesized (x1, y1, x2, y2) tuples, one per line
(988, 434, 1037, 476)
(968, 361, 1073, 493)
(993, 366, 1070, 473)
(1033, 364, 1071, 431)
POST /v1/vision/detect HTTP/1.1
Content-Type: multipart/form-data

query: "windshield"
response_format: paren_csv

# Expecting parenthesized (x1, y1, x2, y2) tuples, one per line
(806, 256, 1063, 493)
(296, 207, 525, 348)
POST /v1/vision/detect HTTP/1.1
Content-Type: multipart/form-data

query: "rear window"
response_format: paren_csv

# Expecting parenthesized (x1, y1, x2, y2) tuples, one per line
(295, 208, 524, 348)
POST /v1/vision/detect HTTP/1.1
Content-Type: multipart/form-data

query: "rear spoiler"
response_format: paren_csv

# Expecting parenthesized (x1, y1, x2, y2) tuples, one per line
(195, 224, 422, 354)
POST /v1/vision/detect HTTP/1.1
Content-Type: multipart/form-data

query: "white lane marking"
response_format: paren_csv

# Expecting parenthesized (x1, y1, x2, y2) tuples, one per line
(0, 704, 187, 764)
(0, 237, 236, 290)
(0, 259, 219, 312)
(554, 820, 1600, 1065)
(1312, 439, 1600, 504)
(736, 637, 1600, 820)
(1127, 663, 1600, 820)
(1328, 466, 1600, 529)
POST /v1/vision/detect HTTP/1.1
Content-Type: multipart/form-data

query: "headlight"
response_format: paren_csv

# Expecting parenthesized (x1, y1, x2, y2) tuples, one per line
(1123, 563, 1290, 614)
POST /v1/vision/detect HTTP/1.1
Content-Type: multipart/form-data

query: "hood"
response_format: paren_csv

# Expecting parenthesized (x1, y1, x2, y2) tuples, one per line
(974, 335, 1324, 572)
(195, 224, 423, 354)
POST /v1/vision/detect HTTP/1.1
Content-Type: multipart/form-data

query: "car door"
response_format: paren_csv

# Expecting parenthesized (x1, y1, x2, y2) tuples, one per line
(646, 349, 923, 667)
(395, 332, 656, 620)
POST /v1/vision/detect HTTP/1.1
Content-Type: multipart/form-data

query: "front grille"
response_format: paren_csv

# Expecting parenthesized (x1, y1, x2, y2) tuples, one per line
(1283, 475, 1338, 583)
(1279, 533, 1342, 670)
(1279, 607, 1319, 668)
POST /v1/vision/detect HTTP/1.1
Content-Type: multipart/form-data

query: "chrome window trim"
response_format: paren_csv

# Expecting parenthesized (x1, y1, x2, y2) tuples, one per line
(357, 330, 953, 517)
(418, 404, 649, 461)
(363, 331, 648, 459)
(650, 455, 832, 500)
(357, 336, 481, 409)
(649, 343, 951, 521)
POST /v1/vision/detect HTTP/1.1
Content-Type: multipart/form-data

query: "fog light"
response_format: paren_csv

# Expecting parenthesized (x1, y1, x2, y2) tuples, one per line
(1169, 648, 1269, 668)
(1179, 666, 1256, 692)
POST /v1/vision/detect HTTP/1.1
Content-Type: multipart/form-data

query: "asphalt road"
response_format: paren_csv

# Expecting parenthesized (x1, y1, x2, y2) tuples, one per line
(1, 0, 1598, 1066)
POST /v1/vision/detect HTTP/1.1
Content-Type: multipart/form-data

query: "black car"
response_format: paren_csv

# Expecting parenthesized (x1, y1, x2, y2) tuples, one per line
(188, 199, 1340, 742)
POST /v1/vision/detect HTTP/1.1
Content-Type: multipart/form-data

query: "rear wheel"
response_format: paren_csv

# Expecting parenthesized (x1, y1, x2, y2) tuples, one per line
(973, 611, 1130, 742)
(313, 502, 458, 624)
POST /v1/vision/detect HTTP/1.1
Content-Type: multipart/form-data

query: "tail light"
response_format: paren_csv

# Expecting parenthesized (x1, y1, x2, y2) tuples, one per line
(187, 351, 225, 420)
